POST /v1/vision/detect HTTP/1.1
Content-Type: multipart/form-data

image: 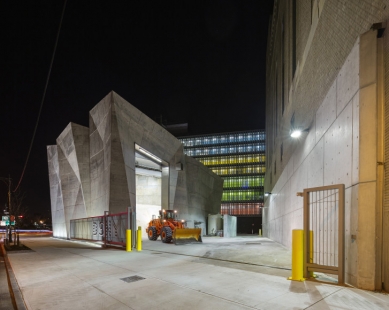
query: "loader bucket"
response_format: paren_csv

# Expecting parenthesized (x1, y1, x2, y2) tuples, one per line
(173, 228, 202, 245)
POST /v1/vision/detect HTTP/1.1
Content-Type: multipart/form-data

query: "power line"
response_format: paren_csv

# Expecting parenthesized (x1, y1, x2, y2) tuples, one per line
(13, 0, 68, 192)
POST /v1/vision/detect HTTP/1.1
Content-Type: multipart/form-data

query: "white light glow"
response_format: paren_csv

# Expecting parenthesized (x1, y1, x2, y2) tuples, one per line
(138, 147, 162, 163)
(290, 130, 302, 138)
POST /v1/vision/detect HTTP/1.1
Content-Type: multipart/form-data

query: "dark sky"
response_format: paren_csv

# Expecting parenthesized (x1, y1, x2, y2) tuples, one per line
(0, 1, 273, 216)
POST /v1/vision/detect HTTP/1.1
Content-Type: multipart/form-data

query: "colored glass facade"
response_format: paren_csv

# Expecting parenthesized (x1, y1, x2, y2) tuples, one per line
(179, 130, 265, 216)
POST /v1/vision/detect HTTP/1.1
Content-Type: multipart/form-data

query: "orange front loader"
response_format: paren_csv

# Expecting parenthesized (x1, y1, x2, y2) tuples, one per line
(146, 209, 202, 245)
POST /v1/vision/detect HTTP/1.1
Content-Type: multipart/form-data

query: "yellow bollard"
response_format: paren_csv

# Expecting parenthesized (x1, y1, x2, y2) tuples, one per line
(288, 229, 305, 281)
(126, 229, 132, 252)
(259, 229, 262, 236)
(136, 226, 142, 251)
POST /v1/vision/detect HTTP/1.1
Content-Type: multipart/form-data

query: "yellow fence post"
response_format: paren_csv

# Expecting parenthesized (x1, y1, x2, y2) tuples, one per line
(288, 229, 305, 281)
(136, 226, 142, 251)
(126, 229, 132, 252)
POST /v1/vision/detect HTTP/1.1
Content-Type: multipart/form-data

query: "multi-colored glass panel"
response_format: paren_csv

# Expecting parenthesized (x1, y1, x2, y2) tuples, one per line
(179, 130, 265, 216)
(221, 203, 263, 216)
(209, 166, 264, 175)
(222, 176, 263, 188)
(196, 154, 265, 165)
(181, 132, 265, 147)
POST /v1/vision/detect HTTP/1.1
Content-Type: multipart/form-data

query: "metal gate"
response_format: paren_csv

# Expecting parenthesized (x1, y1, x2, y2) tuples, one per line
(302, 184, 345, 284)
(70, 211, 128, 247)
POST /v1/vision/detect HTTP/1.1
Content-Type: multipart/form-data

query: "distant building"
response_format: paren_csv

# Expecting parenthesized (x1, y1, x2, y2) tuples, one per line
(179, 130, 265, 233)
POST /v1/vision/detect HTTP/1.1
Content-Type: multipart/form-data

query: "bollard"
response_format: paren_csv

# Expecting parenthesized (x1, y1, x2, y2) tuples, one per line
(136, 226, 142, 251)
(259, 229, 262, 236)
(126, 229, 132, 252)
(288, 229, 305, 281)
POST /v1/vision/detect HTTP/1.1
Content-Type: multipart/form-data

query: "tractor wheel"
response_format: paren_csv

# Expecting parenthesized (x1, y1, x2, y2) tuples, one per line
(148, 226, 158, 241)
(161, 226, 173, 243)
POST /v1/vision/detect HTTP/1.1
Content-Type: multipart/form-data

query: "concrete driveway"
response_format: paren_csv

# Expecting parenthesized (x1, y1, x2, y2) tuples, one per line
(5, 236, 389, 309)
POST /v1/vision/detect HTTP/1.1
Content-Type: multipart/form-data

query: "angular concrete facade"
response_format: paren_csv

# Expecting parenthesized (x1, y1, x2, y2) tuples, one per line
(48, 91, 223, 238)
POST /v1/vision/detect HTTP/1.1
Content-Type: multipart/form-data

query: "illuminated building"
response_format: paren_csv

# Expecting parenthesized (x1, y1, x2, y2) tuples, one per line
(47, 92, 223, 239)
(179, 130, 265, 232)
(265, 0, 389, 290)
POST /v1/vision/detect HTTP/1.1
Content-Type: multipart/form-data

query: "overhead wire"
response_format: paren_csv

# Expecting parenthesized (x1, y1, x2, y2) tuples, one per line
(13, 0, 68, 192)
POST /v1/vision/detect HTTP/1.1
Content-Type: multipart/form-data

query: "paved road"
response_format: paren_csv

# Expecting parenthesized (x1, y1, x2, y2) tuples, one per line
(5, 236, 389, 309)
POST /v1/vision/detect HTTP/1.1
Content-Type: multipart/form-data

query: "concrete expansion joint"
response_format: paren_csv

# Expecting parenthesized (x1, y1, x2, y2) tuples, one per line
(302, 287, 346, 310)
(166, 278, 260, 310)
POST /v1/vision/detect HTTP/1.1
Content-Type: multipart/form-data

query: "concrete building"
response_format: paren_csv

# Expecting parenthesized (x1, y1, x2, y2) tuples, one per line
(47, 91, 223, 239)
(179, 130, 265, 234)
(264, 0, 389, 290)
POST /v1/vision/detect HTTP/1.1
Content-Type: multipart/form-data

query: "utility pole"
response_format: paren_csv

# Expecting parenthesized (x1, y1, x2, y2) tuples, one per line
(8, 175, 11, 215)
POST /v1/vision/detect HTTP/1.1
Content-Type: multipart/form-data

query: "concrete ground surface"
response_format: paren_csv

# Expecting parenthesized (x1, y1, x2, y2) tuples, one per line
(0, 244, 14, 310)
(3, 235, 389, 310)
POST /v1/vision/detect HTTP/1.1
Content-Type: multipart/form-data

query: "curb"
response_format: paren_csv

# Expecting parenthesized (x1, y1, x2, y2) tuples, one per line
(0, 243, 27, 310)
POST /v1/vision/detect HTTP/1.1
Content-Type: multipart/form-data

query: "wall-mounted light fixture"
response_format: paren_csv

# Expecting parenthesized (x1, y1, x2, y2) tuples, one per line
(290, 129, 302, 138)
(265, 192, 272, 197)
(138, 147, 162, 163)
(135, 143, 168, 166)
(289, 127, 309, 138)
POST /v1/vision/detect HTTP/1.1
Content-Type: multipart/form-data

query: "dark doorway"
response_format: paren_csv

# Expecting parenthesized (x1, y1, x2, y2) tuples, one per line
(237, 216, 262, 234)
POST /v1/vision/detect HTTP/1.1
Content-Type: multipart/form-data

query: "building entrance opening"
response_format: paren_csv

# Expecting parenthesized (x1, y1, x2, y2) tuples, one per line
(134, 144, 168, 238)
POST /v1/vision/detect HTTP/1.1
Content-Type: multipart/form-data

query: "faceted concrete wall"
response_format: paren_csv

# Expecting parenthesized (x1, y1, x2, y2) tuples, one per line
(263, 31, 381, 289)
(184, 155, 224, 232)
(47, 146, 66, 238)
(48, 91, 223, 239)
(56, 123, 90, 238)
(89, 93, 129, 216)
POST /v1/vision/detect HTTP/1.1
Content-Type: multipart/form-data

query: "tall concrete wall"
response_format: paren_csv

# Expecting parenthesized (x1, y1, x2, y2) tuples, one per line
(89, 93, 129, 216)
(47, 146, 66, 238)
(184, 155, 224, 232)
(265, 0, 389, 291)
(56, 123, 90, 238)
(265, 1, 389, 183)
(264, 31, 381, 289)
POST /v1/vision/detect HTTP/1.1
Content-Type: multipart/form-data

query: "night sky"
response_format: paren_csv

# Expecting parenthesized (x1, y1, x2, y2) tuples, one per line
(0, 1, 273, 216)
